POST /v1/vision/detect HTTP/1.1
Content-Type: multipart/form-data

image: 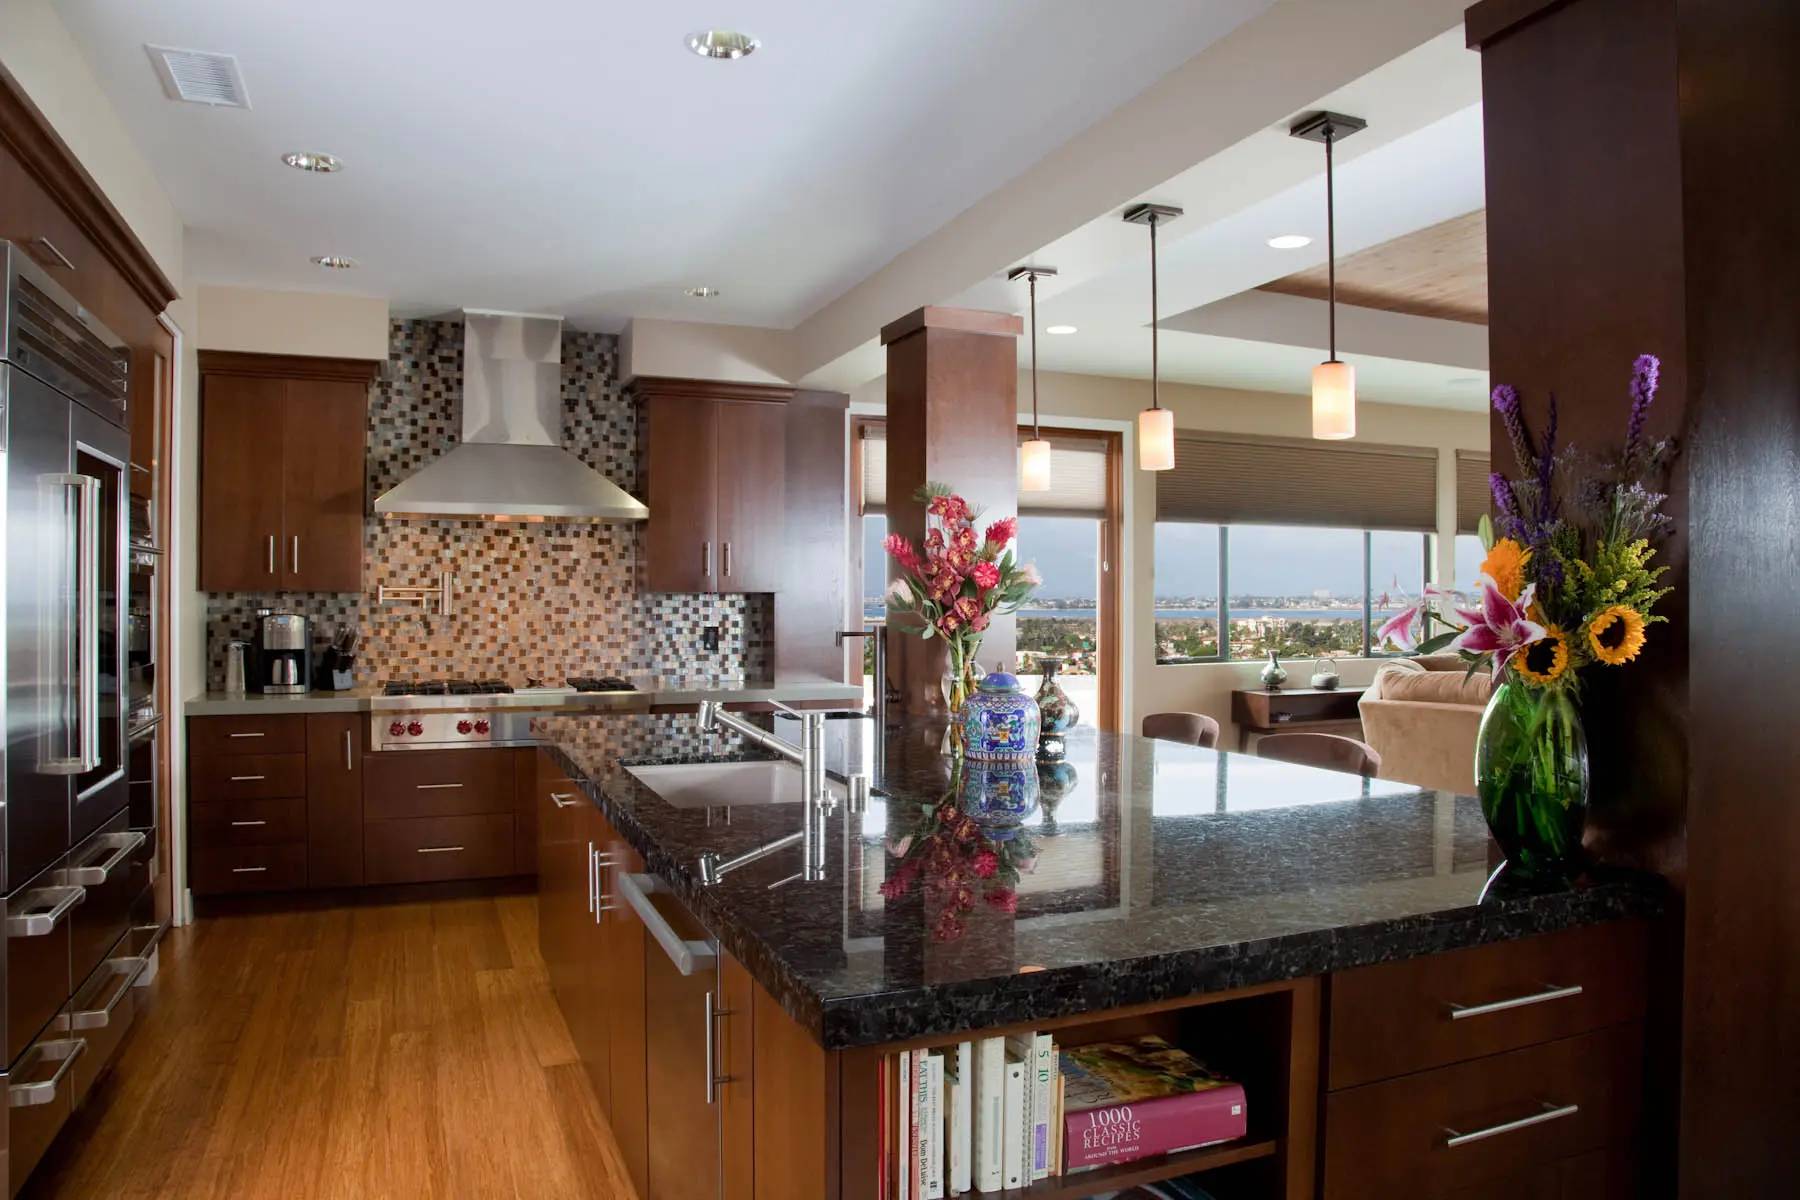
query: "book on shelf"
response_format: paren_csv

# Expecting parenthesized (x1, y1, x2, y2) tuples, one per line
(1059, 1036, 1247, 1174)
(948, 1042, 973, 1196)
(896, 1050, 914, 1200)
(1001, 1053, 1027, 1190)
(921, 1052, 945, 1199)
(973, 1037, 1006, 1192)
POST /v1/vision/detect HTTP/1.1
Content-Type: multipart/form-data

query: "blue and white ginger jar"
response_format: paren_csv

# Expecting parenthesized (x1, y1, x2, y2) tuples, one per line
(959, 672, 1040, 762)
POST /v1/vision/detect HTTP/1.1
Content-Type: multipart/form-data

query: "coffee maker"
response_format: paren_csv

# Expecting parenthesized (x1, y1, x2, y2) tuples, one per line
(258, 611, 311, 694)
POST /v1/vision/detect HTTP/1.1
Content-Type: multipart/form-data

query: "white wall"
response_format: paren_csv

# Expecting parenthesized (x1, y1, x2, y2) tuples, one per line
(620, 318, 796, 386)
(852, 369, 1489, 738)
(195, 286, 390, 359)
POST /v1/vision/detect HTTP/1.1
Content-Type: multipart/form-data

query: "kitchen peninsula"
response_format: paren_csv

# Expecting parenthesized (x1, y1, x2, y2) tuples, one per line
(532, 713, 1664, 1200)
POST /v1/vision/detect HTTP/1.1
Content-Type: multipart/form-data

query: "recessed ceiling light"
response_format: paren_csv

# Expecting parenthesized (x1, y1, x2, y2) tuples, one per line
(686, 30, 760, 59)
(1267, 234, 1312, 249)
(1045, 324, 1078, 336)
(282, 151, 341, 173)
(684, 286, 721, 298)
(311, 255, 358, 269)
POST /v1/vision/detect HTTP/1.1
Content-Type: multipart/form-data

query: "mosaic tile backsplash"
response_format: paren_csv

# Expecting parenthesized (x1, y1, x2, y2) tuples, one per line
(204, 319, 772, 689)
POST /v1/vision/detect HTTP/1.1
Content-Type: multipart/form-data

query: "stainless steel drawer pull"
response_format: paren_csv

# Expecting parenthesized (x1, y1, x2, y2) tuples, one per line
(417, 845, 464, 854)
(5, 885, 86, 937)
(1444, 1101, 1580, 1148)
(292, 535, 300, 574)
(68, 831, 146, 885)
(722, 540, 732, 578)
(228, 732, 266, 739)
(229, 774, 267, 782)
(230, 820, 268, 827)
(416, 782, 465, 790)
(617, 872, 716, 976)
(231, 866, 268, 874)
(69, 960, 145, 1031)
(550, 791, 579, 808)
(704, 989, 737, 1105)
(33, 236, 77, 271)
(344, 730, 354, 772)
(1447, 983, 1584, 1020)
(8, 1039, 86, 1108)
(267, 534, 276, 575)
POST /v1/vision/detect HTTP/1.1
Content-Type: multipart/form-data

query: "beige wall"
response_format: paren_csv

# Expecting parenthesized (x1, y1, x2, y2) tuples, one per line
(195, 286, 390, 359)
(0, 0, 184, 284)
(620, 317, 796, 386)
(852, 369, 1489, 738)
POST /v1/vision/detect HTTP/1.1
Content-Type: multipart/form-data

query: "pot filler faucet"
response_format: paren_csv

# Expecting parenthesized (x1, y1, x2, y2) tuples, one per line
(694, 702, 869, 888)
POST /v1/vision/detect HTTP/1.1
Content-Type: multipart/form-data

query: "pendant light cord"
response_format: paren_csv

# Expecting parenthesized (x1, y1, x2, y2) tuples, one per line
(1325, 123, 1337, 363)
(1029, 271, 1041, 438)
(1150, 213, 1161, 411)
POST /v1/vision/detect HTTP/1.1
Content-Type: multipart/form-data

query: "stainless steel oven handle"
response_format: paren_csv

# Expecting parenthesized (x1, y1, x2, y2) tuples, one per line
(5, 885, 86, 937)
(8, 1039, 86, 1108)
(617, 872, 716, 976)
(67, 830, 147, 885)
(69, 959, 145, 1031)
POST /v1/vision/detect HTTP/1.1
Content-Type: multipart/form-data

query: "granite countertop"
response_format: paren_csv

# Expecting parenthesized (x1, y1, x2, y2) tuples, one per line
(184, 676, 865, 715)
(538, 713, 1667, 1050)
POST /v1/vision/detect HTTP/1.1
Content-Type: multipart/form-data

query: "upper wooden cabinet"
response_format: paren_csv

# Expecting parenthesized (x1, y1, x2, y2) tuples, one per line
(638, 378, 789, 594)
(198, 352, 376, 592)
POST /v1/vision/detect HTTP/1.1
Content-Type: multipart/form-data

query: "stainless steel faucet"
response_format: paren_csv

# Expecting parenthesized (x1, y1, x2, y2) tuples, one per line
(835, 625, 888, 728)
(695, 702, 851, 887)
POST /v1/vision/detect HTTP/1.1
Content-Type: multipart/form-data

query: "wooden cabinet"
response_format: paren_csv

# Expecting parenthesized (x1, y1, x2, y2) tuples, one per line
(306, 714, 365, 887)
(188, 715, 311, 895)
(639, 378, 789, 594)
(198, 352, 375, 592)
(598, 817, 649, 1196)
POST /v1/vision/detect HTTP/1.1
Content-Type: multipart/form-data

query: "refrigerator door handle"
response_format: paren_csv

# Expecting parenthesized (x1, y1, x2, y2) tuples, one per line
(41, 472, 101, 773)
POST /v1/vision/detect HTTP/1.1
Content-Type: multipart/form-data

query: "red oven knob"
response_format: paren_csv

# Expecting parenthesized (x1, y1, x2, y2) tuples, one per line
(388, 721, 406, 737)
(406, 721, 424, 737)
(474, 719, 491, 735)
(456, 720, 473, 734)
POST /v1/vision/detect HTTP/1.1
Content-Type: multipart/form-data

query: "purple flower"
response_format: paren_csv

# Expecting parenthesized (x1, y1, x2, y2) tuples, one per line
(1492, 384, 1536, 470)
(1625, 353, 1660, 458)
(1450, 577, 1547, 675)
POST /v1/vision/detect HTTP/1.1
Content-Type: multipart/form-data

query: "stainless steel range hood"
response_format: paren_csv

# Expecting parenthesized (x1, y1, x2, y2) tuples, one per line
(373, 311, 648, 521)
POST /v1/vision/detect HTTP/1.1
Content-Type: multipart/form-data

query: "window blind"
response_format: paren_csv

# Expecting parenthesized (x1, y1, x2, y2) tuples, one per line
(1156, 430, 1438, 532)
(858, 424, 1108, 518)
(1456, 450, 1492, 535)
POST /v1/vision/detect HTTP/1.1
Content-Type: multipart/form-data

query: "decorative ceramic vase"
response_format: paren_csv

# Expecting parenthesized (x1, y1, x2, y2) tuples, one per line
(1033, 656, 1079, 760)
(959, 672, 1040, 762)
(1035, 758, 1078, 832)
(1475, 678, 1589, 877)
(1309, 658, 1340, 690)
(1260, 650, 1288, 690)
(959, 758, 1040, 829)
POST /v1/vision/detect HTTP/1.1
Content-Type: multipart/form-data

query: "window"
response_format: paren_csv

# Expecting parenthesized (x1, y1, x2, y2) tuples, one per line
(1153, 522, 1220, 662)
(1454, 533, 1487, 590)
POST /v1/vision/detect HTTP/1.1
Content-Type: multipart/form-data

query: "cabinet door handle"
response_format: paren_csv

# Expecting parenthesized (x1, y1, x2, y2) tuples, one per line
(1444, 1101, 1580, 1148)
(704, 989, 736, 1105)
(229, 774, 266, 782)
(416, 846, 464, 855)
(551, 791, 579, 809)
(292, 535, 300, 575)
(228, 731, 265, 739)
(267, 534, 276, 575)
(231, 866, 268, 874)
(587, 840, 596, 914)
(702, 541, 713, 579)
(344, 730, 354, 772)
(33, 236, 77, 271)
(618, 872, 716, 976)
(1447, 983, 1584, 1020)
(722, 540, 732, 578)
(415, 782, 464, 790)
(229, 820, 267, 828)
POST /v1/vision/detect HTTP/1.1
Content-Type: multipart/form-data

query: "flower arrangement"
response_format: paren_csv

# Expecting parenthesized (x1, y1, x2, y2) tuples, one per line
(1378, 353, 1674, 690)
(883, 484, 1039, 713)
(879, 784, 1036, 943)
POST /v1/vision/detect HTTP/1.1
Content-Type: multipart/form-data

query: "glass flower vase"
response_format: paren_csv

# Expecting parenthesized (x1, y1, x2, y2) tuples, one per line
(1475, 678, 1589, 877)
(939, 637, 981, 754)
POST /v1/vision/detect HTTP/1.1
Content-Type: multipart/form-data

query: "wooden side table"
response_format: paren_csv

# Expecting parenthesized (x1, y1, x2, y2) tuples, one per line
(1230, 686, 1367, 751)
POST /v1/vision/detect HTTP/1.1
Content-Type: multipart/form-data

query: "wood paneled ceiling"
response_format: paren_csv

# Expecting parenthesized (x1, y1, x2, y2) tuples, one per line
(1259, 209, 1488, 325)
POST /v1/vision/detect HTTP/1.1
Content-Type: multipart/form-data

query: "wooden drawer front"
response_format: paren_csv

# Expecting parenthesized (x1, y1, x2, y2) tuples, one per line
(1328, 921, 1648, 1090)
(192, 753, 308, 803)
(191, 842, 307, 894)
(364, 815, 515, 885)
(189, 715, 308, 758)
(364, 750, 514, 819)
(191, 796, 308, 847)
(1324, 1023, 1642, 1197)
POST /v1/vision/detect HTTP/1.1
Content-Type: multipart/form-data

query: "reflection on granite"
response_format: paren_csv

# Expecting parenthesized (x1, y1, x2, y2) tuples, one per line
(538, 716, 1666, 1050)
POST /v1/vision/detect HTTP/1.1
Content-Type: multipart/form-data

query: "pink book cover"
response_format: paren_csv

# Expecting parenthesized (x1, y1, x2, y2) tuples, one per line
(1058, 1037, 1248, 1172)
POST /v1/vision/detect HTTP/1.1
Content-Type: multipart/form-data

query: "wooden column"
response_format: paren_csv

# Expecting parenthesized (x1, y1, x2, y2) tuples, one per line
(881, 307, 1023, 715)
(1470, 0, 1800, 1192)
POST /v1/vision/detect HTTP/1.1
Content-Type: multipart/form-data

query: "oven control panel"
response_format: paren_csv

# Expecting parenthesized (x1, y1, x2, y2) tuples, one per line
(371, 711, 501, 751)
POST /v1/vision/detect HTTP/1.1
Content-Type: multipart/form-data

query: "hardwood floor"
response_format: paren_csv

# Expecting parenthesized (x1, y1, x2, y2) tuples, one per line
(21, 883, 637, 1200)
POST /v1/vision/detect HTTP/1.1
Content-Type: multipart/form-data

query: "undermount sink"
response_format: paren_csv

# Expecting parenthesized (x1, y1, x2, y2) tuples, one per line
(626, 760, 848, 809)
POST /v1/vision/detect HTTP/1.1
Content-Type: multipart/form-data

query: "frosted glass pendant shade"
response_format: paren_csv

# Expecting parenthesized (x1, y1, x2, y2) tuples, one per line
(1138, 407, 1175, 471)
(1020, 437, 1052, 491)
(1312, 360, 1356, 440)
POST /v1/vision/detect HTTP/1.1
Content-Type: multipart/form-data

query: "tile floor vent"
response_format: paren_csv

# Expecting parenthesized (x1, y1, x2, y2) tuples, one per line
(146, 45, 252, 108)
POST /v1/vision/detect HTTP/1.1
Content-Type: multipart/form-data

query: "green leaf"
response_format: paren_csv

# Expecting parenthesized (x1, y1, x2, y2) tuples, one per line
(1478, 513, 1496, 551)
(1416, 630, 1460, 654)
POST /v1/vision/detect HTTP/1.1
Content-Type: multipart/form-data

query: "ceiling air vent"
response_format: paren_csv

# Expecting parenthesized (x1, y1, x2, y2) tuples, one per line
(146, 45, 251, 108)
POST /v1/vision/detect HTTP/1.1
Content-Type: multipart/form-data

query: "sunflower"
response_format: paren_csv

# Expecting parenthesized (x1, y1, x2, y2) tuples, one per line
(1587, 605, 1648, 665)
(1480, 538, 1532, 602)
(1515, 624, 1572, 685)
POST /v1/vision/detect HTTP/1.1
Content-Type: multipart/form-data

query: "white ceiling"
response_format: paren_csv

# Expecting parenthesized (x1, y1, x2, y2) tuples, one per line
(55, 0, 1271, 330)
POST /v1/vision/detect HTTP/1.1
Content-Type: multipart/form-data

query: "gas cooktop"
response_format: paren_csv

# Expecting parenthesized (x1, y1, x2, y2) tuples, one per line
(380, 678, 516, 697)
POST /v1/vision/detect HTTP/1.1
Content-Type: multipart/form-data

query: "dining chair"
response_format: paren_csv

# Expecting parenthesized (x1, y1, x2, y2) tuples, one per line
(1255, 732, 1383, 778)
(1141, 711, 1222, 749)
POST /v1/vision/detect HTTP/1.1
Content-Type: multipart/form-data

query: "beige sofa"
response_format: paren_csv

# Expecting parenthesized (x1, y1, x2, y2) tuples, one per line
(1357, 656, 1493, 794)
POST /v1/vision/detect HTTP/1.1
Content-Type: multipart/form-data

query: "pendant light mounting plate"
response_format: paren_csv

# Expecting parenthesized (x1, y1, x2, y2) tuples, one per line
(1122, 203, 1184, 226)
(1289, 111, 1367, 144)
(1005, 266, 1058, 282)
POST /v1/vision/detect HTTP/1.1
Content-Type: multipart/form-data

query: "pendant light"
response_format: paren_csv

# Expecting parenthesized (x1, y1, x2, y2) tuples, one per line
(1007, 265, 1057, 492)
(1123, 203, 1183, 471)
(1290, 111, 1366, 440)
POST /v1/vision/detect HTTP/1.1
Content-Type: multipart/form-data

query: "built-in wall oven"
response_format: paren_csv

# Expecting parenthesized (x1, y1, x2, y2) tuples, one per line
(2, 241, 137, 1191)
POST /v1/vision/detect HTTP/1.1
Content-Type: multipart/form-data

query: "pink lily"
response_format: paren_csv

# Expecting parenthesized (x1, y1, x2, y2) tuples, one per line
(1450, 575, 1545, 673)
(1374, 584, 1461, 652)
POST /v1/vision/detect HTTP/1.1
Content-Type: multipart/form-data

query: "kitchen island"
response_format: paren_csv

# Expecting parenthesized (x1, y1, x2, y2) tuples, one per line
(532, 712, 1664, 1200)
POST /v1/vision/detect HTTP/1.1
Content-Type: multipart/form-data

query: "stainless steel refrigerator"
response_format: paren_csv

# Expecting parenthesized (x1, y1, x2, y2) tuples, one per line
(1, 241, 133, 1190)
